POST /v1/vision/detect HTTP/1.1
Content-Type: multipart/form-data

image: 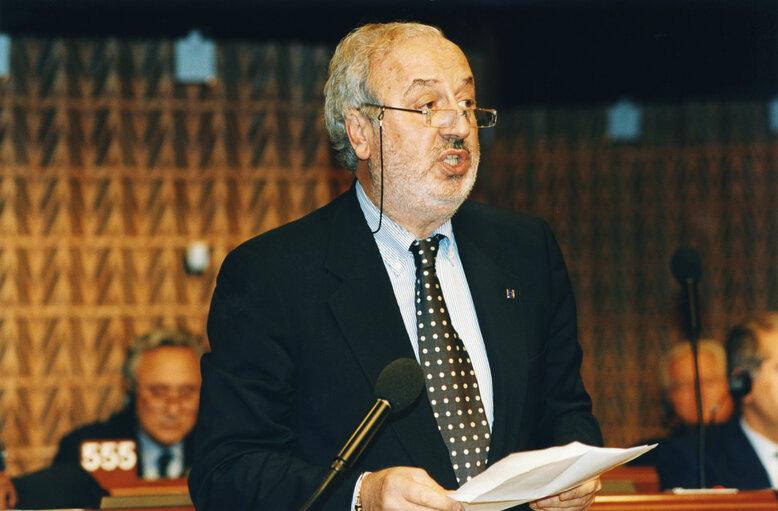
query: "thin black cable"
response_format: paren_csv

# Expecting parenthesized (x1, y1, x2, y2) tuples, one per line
(690, 335, 706, 488)
(371, 108, 385, 235)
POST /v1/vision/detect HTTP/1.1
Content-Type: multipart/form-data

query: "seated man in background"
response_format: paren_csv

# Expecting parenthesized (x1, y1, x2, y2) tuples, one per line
(10, 329, 203, 509)
(659, 339, 734, 430)
(654, 313, 778, 489)
(631, 339, 733, 467)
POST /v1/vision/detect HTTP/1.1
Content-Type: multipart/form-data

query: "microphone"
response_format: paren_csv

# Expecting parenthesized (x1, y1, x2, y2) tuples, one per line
(670, 246, 706, 488)
(298, 358, 424, 511)
(671, 246, 702, 341)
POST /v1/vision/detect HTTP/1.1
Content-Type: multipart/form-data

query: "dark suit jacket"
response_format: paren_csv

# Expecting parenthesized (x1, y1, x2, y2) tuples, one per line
(654, 419, 771, 490)
(188, 186, 602, 510)
(13, 406, 196, 509)
(628, 426, 692, 467)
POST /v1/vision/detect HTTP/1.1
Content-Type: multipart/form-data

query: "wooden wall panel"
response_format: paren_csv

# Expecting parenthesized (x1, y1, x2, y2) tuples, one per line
(0, 36, 350, 474)
(476, 103, 778, 447)
(1, 32, 775, 475)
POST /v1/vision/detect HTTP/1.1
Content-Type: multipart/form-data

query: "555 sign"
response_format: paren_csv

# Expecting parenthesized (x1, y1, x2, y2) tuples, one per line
(80, 439, 139, 487)
(81, 440, 138, 472)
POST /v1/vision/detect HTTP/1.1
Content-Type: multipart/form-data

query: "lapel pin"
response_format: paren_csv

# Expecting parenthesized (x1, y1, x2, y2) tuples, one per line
(506, 289, 515, 299)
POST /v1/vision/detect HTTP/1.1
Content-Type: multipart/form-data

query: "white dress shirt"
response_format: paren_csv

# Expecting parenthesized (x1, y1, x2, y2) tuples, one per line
(741, 417, 778, 488)
(355, 182, 494, 427)
(350, 182, 497, 509)
(138, 429, 185, 480)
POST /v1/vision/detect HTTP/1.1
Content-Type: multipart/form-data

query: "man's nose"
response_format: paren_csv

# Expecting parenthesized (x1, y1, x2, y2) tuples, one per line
(439, 110, 471, 139)
(162, 398, 184, 416)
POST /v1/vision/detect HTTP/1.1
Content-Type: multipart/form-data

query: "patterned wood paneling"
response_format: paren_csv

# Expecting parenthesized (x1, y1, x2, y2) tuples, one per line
(2, 31, 775, 475)
(0, 36, 350, 474)
(476, 101, 778, 447)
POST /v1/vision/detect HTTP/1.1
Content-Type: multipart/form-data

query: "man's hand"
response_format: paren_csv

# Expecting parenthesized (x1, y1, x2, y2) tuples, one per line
(529, 477, 601, 511)
(0, 471, 18, 510)
(361, 467, 463, 511)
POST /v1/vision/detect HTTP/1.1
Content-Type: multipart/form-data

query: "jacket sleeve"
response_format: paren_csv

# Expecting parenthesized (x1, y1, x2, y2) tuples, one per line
(533, 220, 602, 448)
(187, 246, 335, 511)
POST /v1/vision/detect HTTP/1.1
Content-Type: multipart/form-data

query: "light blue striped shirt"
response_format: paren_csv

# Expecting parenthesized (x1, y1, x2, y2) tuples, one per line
(356, 182, 494, 427)
(138, 429, 185, 480)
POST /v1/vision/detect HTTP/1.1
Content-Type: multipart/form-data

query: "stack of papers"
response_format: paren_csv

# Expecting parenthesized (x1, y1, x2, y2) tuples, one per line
(451, 442, 656, 511)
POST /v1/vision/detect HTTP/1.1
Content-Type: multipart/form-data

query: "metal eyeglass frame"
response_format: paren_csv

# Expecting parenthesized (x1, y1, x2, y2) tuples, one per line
(359, 103, 497, 234)
(361, 103, 497, 128)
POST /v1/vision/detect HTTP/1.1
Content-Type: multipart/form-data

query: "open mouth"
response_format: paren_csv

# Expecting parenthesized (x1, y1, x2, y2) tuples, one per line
(439, 150, 469, 175)
(444, 154, 461, 165)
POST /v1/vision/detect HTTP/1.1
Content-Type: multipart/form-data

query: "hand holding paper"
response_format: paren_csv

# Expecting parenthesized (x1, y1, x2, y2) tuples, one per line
(450, 442, 656, 511)
(529, 476, 601, 511)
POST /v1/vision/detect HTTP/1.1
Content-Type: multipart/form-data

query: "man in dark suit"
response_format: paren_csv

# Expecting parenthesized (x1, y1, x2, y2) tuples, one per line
(630, 340, 733, 467)
(189, 22, 602, 511)
(11, 329, 203, 509)
(659, 340, 733, 430)
(654, 313, 778, 489)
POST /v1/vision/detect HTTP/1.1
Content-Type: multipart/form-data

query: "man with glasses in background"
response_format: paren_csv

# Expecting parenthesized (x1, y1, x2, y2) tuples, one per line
(655, 313, 778, 490)
(11, 329, 203, 509)
(190, 22, 601, 511)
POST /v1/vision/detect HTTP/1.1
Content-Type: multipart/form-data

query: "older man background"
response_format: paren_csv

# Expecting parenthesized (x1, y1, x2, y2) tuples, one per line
(11, 329, 203, 509)
(655, 313, 778, 489)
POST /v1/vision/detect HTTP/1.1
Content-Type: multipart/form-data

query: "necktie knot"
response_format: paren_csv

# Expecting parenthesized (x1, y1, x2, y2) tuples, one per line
(157, 449, 172, 479)
(410, 234, 444, 270)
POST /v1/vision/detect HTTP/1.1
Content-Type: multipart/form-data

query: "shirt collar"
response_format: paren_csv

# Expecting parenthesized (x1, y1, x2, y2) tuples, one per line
(137, 428, 184, 462)
(355, 180, 454, 268)
(740, 416, 778, 462)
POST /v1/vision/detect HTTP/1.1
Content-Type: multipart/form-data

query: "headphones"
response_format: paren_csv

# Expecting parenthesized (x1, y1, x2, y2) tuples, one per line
(728, 357, 762, 401)
(728, 367, 753, 400)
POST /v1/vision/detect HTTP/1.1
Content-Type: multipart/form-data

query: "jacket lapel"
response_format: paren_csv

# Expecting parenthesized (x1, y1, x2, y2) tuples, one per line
(726, 421, 773, 488)
(324, 187, 455, 483)
(453, 210, 531, 464)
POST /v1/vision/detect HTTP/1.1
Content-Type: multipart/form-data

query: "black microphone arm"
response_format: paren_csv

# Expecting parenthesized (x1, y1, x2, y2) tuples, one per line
(671, 246, 702, 342)
(298, 358, 424, 511)
(332, 398, 392, 474)
(670, 246, 706, 489)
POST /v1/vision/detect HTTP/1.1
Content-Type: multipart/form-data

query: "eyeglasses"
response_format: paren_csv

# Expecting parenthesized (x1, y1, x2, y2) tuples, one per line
(137, 384, 199, 411)
(669, 378, 729, 392)
(362, 104, 497, 128)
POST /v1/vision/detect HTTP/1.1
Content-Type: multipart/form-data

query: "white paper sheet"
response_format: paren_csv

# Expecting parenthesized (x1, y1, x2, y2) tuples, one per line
(450, 442, 656, 511)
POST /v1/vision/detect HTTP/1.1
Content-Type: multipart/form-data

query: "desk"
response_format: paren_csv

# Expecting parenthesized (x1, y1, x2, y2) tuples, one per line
(592, 490, 778, 510)
(596, 466, 778, 509)
(94, 490, 778, 510)
(99, 478, 192, 510)
(92, 468, 776, 511)
(601, 465, 660, 493)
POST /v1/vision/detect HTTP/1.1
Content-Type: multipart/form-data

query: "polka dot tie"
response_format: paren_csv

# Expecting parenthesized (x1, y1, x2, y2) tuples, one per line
(410, 234, 491, 485)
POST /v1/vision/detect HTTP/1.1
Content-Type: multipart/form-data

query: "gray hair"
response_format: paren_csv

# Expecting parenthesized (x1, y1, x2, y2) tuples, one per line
(122, 329, 204, 391)
(323, 22, 444, 173)
(658, 339, 727, 392)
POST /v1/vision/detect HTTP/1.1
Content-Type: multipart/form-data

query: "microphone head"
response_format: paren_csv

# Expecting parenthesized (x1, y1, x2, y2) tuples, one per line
(374, 358, 424, 413)
(671, 246, 702, 284)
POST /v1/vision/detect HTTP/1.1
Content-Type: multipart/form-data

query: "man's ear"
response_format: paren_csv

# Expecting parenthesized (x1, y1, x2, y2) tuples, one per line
(345, 109, 372, 161)
(122, 376, 134, 395)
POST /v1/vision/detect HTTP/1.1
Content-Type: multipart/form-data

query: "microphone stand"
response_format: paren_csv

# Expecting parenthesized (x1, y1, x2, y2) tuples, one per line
(684, 277, 706, 489)
(298, 399, 392, 511)
(296, 357, 423, 511)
